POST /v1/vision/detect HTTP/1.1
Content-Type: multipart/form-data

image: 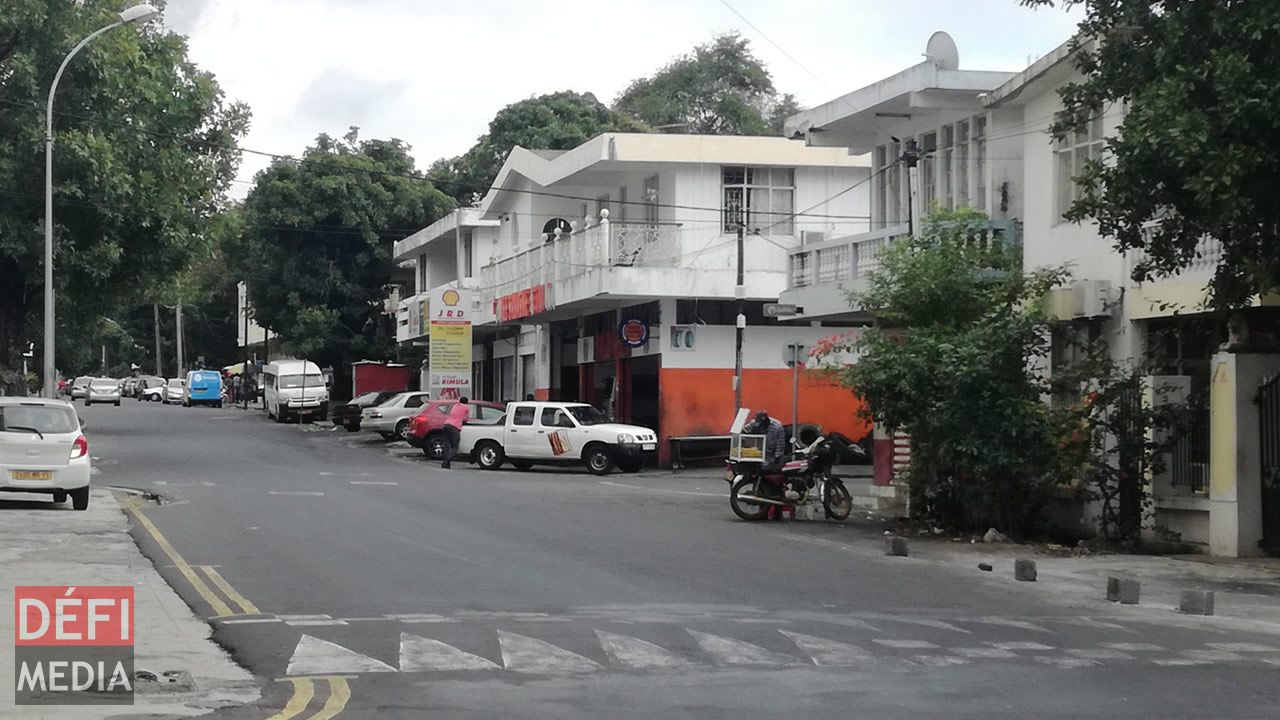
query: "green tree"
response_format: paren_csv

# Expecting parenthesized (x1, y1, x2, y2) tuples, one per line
(614, 33, 795, 136)
(430, 91, 646, 206)
(0, 0, 250, 388)
(1022, 1, 1280, 307)
(235, 130, 454, 395)
(814, 210, 1071, 535)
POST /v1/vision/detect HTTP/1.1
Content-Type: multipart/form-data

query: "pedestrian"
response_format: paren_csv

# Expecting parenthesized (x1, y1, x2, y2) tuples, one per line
(440, 396, 470, 469)
(232, 373, 243, 404)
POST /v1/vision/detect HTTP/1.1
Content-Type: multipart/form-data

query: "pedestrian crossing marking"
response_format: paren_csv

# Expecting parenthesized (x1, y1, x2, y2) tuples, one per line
(688, 630, 803, 667)
(1035, 656, 1096, 669)
(1102, 642, 1166, 652)
(595, 631, 698, 670)
(873, 639, 938, 649)
(971, 617, 1051, 633)
(286, 635, 396, 676)
(951, 647, 1017, 659)
(399, 632, 500, 672)
(498, 631, 601, 674)
(892, 618, 969, 634)
(779, 631, 871, 666)
(1065, 648, 1133, 660)
(1206, 642, 1278, 653)
(990, 641, 1054, 651)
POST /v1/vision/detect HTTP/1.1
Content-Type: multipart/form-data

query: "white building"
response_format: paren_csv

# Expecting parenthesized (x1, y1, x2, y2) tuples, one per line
(393, 133, 878, 464)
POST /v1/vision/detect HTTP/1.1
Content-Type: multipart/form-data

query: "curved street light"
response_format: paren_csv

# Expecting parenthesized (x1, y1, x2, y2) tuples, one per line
(43, 4, 159, 397)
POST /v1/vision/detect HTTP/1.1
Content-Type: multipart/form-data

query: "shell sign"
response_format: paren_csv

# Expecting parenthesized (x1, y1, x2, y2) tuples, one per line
(428, 286, 472, 400)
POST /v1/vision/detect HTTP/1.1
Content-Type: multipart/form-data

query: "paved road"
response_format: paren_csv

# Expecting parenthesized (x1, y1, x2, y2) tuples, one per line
(79, 401, 1279, 719)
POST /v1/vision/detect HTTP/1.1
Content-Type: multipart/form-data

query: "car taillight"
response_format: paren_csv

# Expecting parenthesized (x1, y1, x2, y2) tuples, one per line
(369, 410, 382, 418)
(70, 435, 88, 460)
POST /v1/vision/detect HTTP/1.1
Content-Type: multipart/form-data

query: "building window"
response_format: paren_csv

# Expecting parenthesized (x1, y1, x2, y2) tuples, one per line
(956, 120, 969, 208)
(887, 140, 901, 225)
(919, 132, 937, 212)
(721, 166, 796, 235)
(974, 116, 987, 213)
(941, 125, 954, 211)
(643, 175, 660, 226)
(618, 185, 628, 223)
(462, 230, 473, 278)
(873, 146, 887, 227)
(1056, 114, 1104, 219)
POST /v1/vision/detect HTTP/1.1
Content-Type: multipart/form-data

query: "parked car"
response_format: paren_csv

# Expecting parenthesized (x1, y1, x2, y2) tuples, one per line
(162, 378, 185, 404)
(263, 360, 329, 422)
(459, 401, 656, 475)
(331, 390, 399, 432)
(85, 378, 121, 407)
(69, 376, 92, 400)
(407, 400, 506, 458)
(184, 369, 224, 408)
(135, 376, 165, 400)
(0, 398, 91, 510)
(361, 391, 430, 440)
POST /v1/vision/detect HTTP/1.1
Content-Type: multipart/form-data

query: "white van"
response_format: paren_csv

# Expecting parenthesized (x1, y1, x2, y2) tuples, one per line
(262, 360, 329, 422)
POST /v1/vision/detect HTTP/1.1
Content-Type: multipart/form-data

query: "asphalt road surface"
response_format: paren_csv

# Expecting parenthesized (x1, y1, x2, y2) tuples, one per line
(77, 401, 1279, 719)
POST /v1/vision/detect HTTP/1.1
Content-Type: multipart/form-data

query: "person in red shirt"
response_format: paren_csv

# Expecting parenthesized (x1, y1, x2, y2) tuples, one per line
(440, 396, 470, 469)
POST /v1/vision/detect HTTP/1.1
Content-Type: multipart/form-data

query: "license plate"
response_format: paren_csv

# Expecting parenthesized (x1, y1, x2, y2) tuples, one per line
(11, 470, 52, 481)
(641, 443, 655, 451)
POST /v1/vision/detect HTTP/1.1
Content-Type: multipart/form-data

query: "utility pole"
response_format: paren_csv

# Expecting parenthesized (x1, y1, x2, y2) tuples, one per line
(242, 282, 250, 410)
(733, 218, 746, 411)
(100, 344, 106, 374)
(902, 139, 920, 237)
(175, 304, 184, 377)
(153, 303, 162, 377)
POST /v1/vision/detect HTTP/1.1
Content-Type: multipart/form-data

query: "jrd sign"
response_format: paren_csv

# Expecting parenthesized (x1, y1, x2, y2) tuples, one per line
(15, 586, 134, 705)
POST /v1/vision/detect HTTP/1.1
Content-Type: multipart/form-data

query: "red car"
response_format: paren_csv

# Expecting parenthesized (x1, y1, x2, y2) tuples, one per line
(407, 400, 507, 459)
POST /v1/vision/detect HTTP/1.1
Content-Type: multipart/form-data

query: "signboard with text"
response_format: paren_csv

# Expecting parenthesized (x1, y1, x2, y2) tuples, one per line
(15, 585, 134, 706)
(428, 287, 472, 400)
(493, 284, 554, 323)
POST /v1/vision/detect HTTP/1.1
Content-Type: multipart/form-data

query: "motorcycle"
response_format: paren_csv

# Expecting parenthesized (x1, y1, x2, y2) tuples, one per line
(725, 436, 853, 521)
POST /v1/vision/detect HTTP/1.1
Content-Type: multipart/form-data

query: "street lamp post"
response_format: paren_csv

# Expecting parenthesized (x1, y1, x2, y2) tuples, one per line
(43, 4, 159, 397)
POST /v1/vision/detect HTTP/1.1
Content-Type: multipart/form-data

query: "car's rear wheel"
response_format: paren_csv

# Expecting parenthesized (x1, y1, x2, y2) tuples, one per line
(475, 441, 504, 470)
(394, 419, 410, 441)
(70, 487, 89, 511)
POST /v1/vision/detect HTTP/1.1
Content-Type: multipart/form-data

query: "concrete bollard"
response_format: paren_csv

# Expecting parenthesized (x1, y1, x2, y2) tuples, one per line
(1179, 590, 1215, 616)
(1106, 577, 1141, 604)
(1014, 559, 1037, 582)
(884, 536, 909, 557)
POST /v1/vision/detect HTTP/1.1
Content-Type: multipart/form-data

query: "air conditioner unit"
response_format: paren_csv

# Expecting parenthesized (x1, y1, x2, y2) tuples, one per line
(1071, 279, 1114, 318)
(577, 336, 595, 364)
(800, 231, 826, 247)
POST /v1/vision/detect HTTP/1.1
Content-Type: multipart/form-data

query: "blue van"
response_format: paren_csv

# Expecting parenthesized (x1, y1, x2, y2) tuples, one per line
(184, 370, 224, 407)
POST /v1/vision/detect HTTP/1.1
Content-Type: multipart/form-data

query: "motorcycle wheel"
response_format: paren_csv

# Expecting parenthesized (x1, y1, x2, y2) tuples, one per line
(822, 477, 853, 521)
(729, 476, 769, 521)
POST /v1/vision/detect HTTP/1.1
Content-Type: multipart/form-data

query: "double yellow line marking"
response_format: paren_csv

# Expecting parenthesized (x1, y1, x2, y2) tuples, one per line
(269, 677, 351, 720)
(124, 498, 352, 718)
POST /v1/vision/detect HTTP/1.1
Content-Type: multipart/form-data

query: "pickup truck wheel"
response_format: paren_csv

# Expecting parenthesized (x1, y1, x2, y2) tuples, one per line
(584, 445, 615, 476)
(475, 441, 504, 470)
(424, 433, 446, 459)
(512, 460, 534, 471)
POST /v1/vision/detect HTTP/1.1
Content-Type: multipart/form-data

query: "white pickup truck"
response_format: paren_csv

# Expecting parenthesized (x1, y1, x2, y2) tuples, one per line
(459, 401, 657, 475)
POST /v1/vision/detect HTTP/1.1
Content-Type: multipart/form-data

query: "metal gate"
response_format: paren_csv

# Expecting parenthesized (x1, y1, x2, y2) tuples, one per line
(1257, 374, 1280, 550)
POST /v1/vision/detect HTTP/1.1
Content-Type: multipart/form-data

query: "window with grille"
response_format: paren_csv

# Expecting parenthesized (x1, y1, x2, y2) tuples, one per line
(873, 146, 888, 227)
(941, 125, 954, 210)
(919, 133, 937, 211)
(722, 166, 796, 235)
(1056, 114, 1105, 220)
(974, 116, 987, 212)
(956, 120, 969, 208)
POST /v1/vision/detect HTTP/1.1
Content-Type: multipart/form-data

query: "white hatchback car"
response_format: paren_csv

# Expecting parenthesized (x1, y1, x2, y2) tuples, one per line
(0, 399, 91, 510)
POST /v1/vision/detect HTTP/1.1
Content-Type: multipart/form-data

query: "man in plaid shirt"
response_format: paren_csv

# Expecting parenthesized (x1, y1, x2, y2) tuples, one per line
(745, 410, 800, 501)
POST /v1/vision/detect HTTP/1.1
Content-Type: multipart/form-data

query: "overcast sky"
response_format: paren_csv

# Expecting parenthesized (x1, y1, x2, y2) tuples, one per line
(162, 0, 1083, 196)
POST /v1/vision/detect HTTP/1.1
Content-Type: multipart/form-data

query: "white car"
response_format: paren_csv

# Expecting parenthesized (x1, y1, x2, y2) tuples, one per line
(162, 378, 185, 404)
(459, 401, 657, 475)
(69, 375, 92, 399)
(85, 377, 122, 406)
(0, 398, 91, 510)
(362, 391, 429, 440)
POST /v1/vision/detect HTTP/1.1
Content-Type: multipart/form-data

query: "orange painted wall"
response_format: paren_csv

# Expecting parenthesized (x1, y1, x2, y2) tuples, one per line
(658, 367, 871, 465)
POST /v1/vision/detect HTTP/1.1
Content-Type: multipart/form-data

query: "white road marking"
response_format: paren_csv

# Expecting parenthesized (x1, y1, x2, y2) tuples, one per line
(951, 647, 1017, 659)
(779, 631, 871, 666)
(990, 642, 1055, 651)
(386, 613, 451, 622)
(400, 632, 500, 672)
(318, 471, 334, 476)
(1101, 642, 1167, 652)
(1065, 648, 1134, 660)
(1050, 617, 1135, 633)
(279, 615, 333, 621)
(1181, 649, 1245, 662)
(970, 617, 1051, 633)
(287, 620, 349, 627)
(1035, 656, 1097, 669)
(1153, 658, 1211, 667)
(598, 481, 723, 498)
(498, 631, 601, 674)
(873, 639, 938, 649)
(350, 481, 398, 486)
(688, 630, 802, 667)
(892, 618, 970, 634)
(1206, 642, 1279, 653)
(286, 635, 396, 676)
(911, 655, 969, 667)
(218, 618, 281, 625)
(268, 491, 325, 496)
(153, 481, 167, 486)
(595, 630, 697, 670)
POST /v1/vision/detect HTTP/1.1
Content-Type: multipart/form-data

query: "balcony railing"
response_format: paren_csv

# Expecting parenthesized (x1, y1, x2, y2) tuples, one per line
(1128, 221, 1222, 280)
(478, 214, 681, 306)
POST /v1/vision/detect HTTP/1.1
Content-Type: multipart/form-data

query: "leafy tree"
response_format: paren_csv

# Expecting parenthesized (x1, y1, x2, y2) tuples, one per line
(235, 130, 454, 396)
(615, 33, 796, 136)
(813, 210, 1072, 535)
(1022, 1, 1280, 307)
(430, 92, 647, 206)
(0, 0, 249, 389)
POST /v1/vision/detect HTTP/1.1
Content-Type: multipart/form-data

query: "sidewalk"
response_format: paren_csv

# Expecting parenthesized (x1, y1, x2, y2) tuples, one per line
(0, 489, 259, 720)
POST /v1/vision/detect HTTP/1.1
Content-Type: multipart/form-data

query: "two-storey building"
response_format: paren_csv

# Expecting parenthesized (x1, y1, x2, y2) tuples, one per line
(394, 133, 876, 464)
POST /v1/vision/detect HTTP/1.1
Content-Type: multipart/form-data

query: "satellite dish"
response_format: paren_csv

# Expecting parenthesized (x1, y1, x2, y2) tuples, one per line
(924, 31, 959, 71)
